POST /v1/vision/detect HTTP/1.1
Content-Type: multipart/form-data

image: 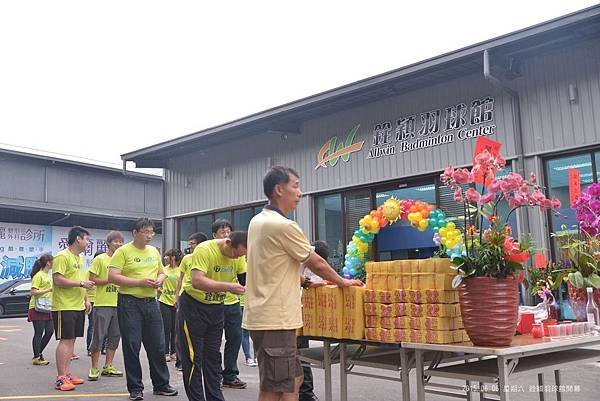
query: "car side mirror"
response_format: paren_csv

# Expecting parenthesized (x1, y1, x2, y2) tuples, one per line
(9, 288, 16, 294)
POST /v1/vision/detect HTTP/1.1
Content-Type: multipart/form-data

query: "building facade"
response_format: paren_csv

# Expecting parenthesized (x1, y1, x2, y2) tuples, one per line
(123, 7, 600, 272)
(0, 148, 163, 280)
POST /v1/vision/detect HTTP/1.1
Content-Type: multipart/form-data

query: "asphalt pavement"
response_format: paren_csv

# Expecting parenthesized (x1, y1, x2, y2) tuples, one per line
(1, 316, 600, 400)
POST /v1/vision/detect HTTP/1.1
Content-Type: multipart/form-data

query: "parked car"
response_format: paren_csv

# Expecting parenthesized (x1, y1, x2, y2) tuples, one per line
(0, 279, 32, 317)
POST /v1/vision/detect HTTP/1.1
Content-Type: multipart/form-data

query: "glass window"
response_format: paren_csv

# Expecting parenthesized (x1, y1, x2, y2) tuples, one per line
(376, 182, 436, 260)
(214, 211, 232, 224)
(178, 217, 196, 250)
(13, 282, 31, 292)
(196, 215, 213, 239)
(234, 208, 255, 231)
(345, 189, 373, 246)
(316, 194, 343, 271)
(547, 153, 594, 256)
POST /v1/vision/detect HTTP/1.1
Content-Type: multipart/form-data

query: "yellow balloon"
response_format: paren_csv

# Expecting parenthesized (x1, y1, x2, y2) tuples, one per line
(414, 212, 422, 221)
(446, 240, 456, 249)
(439, 227, 448, 237)
(418, 226, 426, 232)
(382, 197, 402, 223)
(418, 219, 428, 229)
(446, 222, 456, 230)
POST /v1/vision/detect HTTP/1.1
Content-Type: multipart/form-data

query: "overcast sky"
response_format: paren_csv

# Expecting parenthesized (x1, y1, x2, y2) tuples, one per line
(0, 0, 598, 169)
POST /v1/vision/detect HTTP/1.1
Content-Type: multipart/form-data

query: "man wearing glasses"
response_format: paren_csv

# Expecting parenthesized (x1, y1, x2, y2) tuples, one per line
(178, 231, 247, 401)
(108, 218, 177, 401)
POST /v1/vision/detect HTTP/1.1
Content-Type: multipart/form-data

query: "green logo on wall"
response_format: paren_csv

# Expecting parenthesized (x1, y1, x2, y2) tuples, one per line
(315, 125, 365, 170)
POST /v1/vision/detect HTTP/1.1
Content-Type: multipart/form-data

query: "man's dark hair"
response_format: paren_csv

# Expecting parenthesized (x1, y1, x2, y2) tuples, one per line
(212, 219, 233, 234)
(263, 166, 299, 199)
(229, 231, 247, 248)
(189, 232, 208, 243)
(312, 240, 329, 260)
(68, 226, 90, 245)
(132, 218, 154, 233)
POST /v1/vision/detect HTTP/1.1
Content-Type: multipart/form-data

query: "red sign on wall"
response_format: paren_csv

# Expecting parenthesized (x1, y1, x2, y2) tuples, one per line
(568, 168, 581, 206)
(473, 137, 503, 185)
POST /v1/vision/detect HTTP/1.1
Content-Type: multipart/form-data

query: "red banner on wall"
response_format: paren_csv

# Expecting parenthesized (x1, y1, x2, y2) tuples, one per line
(473, 137, 503, 185)
(568, 168, 581, 206)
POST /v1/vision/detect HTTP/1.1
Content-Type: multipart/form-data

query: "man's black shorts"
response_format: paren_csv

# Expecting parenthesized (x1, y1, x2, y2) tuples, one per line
(52, 310, 85, 340)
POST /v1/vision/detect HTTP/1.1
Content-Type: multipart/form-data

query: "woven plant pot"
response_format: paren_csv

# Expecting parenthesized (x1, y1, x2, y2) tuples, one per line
(458, 276, 519, 346)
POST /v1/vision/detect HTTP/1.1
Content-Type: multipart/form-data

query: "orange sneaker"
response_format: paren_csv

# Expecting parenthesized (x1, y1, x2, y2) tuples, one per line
(65, 372, 84, 385)
(55, 376, 76, 391)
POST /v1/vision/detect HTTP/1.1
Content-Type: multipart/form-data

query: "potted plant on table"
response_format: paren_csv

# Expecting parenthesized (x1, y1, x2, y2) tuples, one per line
(551, 182, 600, 320)
(440, 150, 561, 346)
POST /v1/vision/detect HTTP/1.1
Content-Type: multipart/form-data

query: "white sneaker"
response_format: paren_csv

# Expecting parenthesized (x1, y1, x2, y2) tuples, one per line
(245, 358, 258, 367)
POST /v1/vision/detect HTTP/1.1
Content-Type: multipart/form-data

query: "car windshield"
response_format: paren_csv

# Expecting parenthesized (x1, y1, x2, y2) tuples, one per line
(0, 280, 16, 293)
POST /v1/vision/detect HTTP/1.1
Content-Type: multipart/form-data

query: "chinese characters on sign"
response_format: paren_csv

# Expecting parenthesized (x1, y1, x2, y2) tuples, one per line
(0, 222, 162, 281)
(367, 96, 496, 159)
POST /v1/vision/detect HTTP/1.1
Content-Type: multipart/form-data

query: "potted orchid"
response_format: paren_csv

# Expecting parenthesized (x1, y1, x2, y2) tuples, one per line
(439, 150, 561, 346)
(550, 183, 600, 320)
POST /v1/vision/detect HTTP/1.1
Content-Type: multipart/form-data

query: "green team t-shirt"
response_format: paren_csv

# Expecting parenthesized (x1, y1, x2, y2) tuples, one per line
(183, 240, 246, 305)
(51, 249, 86, 312)
(89, 253, 119, 307)
(178, 254, 193, 295)
(29, 270, 52, 310)
(225, 256, 247, 306)
(85, 270, 96, 303)
(159, 266, 181, 306)
(109, 242, 164, 299)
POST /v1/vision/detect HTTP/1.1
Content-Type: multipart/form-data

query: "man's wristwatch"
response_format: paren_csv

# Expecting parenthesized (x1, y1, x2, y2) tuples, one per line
(79, 280, 84, 287)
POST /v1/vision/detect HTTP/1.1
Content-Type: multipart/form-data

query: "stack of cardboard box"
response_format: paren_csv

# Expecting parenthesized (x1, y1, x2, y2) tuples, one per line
(364, 259, 469, 344)
(301, 285, 365, 340)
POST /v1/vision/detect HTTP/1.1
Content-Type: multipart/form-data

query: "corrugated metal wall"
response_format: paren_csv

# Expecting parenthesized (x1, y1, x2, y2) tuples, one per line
(165, 73, 514, 216)
(518, 38, 600, 155)
(0, 154, 163, 219)
(162, 38, 600, 249)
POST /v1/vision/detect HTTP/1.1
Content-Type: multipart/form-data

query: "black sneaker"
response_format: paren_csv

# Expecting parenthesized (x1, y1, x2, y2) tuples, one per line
(222, 377, 247, 389)
(153, 386, 178, 396)
(129, 391, 143, 401)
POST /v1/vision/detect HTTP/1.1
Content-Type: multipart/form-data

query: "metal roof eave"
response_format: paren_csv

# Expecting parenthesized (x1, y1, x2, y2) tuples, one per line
(121, 4, 600, 166)
(0, 147, 163, 181)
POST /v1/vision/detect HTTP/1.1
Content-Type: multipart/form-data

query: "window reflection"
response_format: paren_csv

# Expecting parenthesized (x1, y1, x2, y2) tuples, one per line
(376, 183, 436, 260)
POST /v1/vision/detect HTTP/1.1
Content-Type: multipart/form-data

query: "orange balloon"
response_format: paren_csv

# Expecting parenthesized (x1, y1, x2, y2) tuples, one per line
(409, 205, 418, 213)
(421, 208, 430, 218)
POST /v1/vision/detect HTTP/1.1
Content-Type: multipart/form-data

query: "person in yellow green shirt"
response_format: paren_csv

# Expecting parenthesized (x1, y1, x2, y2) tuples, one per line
(178, 232, 246, 401)
(210, 219, 248, 389)
(173, 232, 207, 371)
(158, 248, 182, 363)
(87, 231, 125, 381)
(174, 232, 208, 306)
(51, 226, 95, 392)
(108, 218, 177, 400)
(28, 254, 54, 366)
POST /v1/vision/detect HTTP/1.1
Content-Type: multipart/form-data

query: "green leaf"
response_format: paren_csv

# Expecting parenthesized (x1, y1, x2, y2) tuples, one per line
(452, 275, 463, 288)
(586, 273, 600, 288)
(568, 271, 585, 288)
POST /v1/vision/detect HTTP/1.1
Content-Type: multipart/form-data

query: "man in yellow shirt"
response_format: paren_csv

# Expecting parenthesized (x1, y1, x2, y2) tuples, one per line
(173, 232, 208, 371)
(52, 226, 95, 392)
(178, 232, 246, 401)
(88, 231, 125, 381)
(108, 218, 177, 401)
(243, 167, 361, 401)
(211, 219, 247, 389)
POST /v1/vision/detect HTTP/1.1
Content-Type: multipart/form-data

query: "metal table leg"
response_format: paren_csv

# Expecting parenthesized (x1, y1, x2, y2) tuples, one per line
(340, 342, 347, 401)
(399, 348, 411, 401)
(554, 370, 562, 401)
(324, 340, 332, 401)
(415, 349, 426, 401)
(537, 373, 545, 401)
(497, 356, 510, 401)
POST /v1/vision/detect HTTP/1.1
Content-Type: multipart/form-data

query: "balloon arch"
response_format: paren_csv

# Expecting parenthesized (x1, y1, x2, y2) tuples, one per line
(342, 197, 463, 279)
